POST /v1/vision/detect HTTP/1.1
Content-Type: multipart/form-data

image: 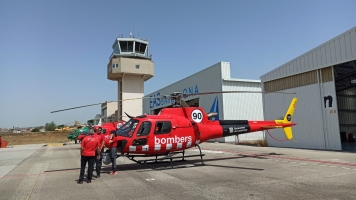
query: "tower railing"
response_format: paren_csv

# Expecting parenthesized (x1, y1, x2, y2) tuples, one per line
(110, 52, 152, 60)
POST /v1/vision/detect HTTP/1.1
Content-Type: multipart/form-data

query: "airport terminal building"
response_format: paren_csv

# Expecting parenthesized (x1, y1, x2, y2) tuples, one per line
(142, 62, 265, 143)
(261, 26, 356, 151)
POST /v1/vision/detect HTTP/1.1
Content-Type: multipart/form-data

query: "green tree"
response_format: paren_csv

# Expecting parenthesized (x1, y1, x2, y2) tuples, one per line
(45, 121, 56, 131)
(31, 127, 40, 132)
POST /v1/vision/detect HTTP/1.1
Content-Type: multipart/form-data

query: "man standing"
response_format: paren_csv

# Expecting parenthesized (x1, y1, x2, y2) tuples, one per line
(94, 127, 105, 178)
(78, 131, 100, 184)
(109, 130, 119, 175)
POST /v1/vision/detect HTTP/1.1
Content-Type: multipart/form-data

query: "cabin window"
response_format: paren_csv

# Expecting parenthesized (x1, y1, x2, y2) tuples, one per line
(136, 121, 151, 136)
(154, 121, 171, 134)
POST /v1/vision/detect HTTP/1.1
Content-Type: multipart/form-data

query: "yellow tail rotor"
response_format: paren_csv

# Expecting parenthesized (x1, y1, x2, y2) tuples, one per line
(275, 97, 298, 140)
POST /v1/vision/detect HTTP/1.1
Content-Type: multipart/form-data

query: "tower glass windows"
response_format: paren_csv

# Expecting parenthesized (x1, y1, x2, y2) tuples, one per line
(135, 42, 147, 54)
(119, 41, 134, 52)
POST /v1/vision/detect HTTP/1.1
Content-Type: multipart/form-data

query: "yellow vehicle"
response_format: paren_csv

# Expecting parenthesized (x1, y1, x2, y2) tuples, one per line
(55, 126, 74, 131)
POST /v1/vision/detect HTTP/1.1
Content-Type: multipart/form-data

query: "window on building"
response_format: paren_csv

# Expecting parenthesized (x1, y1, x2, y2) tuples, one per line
(119, 41, 134, 52)
(135, 42, 147, 54)
(113, 43, 120, 54)
(136, 65, 139, 69)
(154, 121, 171, 134)
(136, 121, 151, 136)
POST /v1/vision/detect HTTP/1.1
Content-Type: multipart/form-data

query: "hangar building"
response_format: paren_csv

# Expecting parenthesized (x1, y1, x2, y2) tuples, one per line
(260, 26, 356, 151)
(143, 62, 265, 143)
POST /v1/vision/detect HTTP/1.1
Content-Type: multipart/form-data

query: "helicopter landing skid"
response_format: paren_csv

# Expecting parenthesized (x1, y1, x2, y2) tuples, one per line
(125, 144, 206, 170)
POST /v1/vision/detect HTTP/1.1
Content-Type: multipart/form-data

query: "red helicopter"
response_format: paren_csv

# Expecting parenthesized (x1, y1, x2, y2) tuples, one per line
(51, 91, 297, 170)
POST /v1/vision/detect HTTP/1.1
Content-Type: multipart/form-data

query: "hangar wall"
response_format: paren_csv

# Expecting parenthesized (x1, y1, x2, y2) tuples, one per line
(261, 26, 356, 151)
(261, 26, 356, 83)
(262, 67, 341, 150)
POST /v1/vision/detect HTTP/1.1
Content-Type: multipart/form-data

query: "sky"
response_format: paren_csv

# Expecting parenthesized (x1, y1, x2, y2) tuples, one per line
(1, 0, 356, 128)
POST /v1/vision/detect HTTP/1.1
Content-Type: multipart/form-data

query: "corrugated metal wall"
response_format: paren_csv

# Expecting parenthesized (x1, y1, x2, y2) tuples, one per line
(320, 80, 341, 150)
(263, 84, 325, 149)
(222, 80, 264, 142)
(337, 87, 356, 134)
(262, 68, 341, 150)
(260, 26, 356, 82)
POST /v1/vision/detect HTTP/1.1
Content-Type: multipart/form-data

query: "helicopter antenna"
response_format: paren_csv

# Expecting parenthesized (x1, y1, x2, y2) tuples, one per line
(124, 112, 134, 119)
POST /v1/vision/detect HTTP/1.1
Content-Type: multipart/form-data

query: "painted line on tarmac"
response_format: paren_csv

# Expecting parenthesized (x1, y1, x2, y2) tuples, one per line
(192, 148, 356, 167)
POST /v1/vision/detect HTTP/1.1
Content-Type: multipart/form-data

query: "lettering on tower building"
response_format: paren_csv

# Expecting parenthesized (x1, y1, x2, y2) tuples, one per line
(149, 85, 199, 109)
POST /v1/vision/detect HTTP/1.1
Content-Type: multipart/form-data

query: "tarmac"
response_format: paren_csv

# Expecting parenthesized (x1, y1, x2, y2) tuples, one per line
(0, 142, 356, 200)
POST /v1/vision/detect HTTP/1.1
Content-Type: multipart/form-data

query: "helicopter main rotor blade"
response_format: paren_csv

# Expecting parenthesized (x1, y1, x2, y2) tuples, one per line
(182, 90, 296, 98)
(51, 90, 296, 113)
(51, 102, 106, 113)
(50, 97, 153, 113)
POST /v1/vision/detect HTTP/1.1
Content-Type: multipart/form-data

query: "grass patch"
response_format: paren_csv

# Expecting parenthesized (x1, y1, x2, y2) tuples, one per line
(0, 131, 72, 146)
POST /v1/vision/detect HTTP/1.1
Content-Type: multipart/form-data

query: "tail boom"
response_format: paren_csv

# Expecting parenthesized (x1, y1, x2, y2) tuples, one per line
(209, 97, 297, 141)
(215, 120, 295, 137)
(198, 97, 298, 142)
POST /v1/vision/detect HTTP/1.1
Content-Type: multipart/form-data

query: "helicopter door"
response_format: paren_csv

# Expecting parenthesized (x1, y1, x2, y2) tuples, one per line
(131, 121, 152, 151)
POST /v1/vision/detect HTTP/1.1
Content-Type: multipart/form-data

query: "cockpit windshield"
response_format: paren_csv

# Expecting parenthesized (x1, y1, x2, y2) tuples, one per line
(116, 119, 139, 137)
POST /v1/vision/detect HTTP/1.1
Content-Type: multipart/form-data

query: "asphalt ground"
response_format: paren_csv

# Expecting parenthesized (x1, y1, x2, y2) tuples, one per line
(1, 142, 356, 200)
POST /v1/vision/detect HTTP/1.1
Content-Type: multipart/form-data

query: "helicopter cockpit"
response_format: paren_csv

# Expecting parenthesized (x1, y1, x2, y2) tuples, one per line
(116, 118, 139, 137)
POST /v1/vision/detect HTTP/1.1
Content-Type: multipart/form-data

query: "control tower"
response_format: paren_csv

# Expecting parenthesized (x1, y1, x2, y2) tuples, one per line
(107, 35, 154, 120)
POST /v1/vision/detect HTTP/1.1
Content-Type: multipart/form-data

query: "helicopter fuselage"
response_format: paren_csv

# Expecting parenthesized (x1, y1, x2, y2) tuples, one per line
(104, 106, 296, 155)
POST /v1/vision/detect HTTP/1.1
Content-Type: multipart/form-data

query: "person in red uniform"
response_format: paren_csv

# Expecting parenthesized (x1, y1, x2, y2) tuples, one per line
(78, 131, 100, 184)
(0, 136, 2, 147)
(109, 130, 119, 175)
(93, 127, 105, 178)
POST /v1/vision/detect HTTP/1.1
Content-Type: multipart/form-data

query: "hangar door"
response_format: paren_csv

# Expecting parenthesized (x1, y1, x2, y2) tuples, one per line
(334, 60, 356, 151)
(318, 67, 341, 150)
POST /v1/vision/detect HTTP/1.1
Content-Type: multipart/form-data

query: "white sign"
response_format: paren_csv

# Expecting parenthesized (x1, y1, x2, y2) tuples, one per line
(191, 109, 203, 123)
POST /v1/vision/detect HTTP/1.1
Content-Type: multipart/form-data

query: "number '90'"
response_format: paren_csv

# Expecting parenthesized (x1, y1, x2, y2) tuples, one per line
(192, 112, 202, 119)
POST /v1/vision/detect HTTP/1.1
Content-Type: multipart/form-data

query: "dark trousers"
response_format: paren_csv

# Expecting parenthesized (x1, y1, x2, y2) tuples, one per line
(79, 155, 95, 181)
(95, 149, 103, 175)
(111, 147, 117, 172)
